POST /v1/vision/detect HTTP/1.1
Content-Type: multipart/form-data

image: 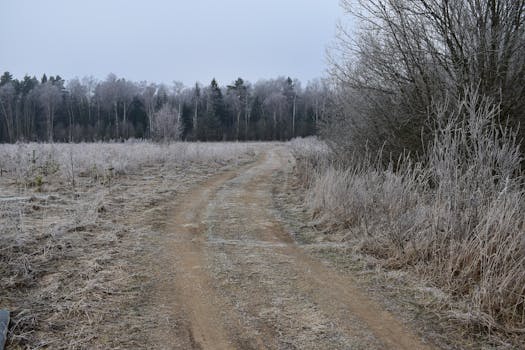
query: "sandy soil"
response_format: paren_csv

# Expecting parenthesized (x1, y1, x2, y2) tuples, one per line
(1, 144, 435, 349)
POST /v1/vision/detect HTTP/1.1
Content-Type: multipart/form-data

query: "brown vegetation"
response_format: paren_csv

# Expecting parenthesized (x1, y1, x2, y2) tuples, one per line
(293, 91, 525, 347)
(0, 142, 259, 348)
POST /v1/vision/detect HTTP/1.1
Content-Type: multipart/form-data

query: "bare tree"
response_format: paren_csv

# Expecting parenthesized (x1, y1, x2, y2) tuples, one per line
(82, 76, 97, 125)
(305, 78, 330, 127)
(192, 83, 201, 137)
(172, 81, 185, 124)
(24, 86, 40, 140)
(264, 92, 287, 140)
(140, 82, 158, 137)
(36, 82, 62, 142)
(329, 0, 525, 158)
(95, 74, 121, 139)
(151, 103, 181, 142)
(117, 79, 137, 138)
(66, 78, 88, 141)
(0, 83, 16, 142)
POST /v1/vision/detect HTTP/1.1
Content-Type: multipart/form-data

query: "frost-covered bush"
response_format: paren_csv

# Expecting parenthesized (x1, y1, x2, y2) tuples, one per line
(300, 90, 525, 334)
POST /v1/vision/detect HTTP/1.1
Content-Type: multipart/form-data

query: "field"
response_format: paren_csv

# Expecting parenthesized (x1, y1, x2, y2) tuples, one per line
(0, 142, 260, 348)
(0, 140, 522, 349)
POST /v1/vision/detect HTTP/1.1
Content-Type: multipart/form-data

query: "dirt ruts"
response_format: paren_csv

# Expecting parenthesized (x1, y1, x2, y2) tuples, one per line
(146, 147, 433, 349)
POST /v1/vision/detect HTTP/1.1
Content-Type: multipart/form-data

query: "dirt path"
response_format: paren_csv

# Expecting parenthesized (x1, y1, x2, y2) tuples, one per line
(147, 147, 433, 349)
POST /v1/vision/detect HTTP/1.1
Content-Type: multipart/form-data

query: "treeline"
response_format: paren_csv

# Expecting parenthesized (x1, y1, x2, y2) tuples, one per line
(0, 72, 331, 143)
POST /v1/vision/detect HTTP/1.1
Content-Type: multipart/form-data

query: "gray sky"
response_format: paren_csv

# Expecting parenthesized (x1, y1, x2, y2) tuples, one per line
(0, 0, 343, 86)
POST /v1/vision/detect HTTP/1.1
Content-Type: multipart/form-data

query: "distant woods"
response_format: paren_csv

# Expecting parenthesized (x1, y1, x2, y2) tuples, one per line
(0, 72, 331, 143)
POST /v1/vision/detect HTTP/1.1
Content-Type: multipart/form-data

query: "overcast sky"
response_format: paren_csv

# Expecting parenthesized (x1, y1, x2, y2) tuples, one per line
(0, 0, 343, 86)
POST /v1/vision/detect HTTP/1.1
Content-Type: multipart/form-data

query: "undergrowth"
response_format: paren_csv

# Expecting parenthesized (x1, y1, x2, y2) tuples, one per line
(291, 90, 525, 343)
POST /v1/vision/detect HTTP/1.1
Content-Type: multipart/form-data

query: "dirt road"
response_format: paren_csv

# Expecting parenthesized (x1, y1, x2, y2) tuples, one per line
(146, 146, 432, 349)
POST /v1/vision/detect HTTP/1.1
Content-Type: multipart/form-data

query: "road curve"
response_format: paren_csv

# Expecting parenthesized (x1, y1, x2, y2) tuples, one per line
(147, 146, 433, 350)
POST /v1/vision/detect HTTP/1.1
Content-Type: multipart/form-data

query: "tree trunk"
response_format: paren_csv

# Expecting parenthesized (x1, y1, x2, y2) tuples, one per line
(0, 100, 14, 143)
(193, 100, 198, 137)
(114, 101, 119, 140)
(47, 105, 53, 142)
(273, 110, 277, 140)
(68, 103, 73, 142)
(292, 95, 296, 138)
(236, 110, 241, 140)
(123, 102, 127, 139)
(244, 98, 249, 140)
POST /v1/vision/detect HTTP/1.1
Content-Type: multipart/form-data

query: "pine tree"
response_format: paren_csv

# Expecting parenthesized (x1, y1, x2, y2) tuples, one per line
(0, 72, 13, 86)
(180, 102, 193, 140)
(207, 78, 226, 140)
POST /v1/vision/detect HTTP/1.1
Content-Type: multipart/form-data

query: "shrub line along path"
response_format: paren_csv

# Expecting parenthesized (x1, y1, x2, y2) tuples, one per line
(145, 146, 432, 349)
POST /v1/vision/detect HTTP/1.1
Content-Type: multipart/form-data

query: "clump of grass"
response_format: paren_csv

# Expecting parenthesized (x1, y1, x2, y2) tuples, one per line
(297, 90, 525, 339)
(289, 137, 331, 186)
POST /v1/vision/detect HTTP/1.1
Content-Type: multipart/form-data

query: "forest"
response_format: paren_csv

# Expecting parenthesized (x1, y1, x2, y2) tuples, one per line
(0, 72, 330, 143)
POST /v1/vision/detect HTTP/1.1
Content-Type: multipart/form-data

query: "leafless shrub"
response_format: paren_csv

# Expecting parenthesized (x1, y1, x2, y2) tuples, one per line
(151, 104, 182, 142)
(328, 0, 525, 160)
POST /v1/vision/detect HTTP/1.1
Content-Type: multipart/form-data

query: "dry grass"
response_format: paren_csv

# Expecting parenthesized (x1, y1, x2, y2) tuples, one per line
(0, 141, 259, 190)
(292, 91, 525, 345)
(0, 194, 134, 348)
(0, 141, 262, 349)
(288, 137, 330, 186)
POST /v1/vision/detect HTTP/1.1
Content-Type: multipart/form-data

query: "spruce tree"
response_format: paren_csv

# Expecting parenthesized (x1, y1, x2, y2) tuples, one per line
(0, 72, 13, 86)
(208, 79, 226, 140)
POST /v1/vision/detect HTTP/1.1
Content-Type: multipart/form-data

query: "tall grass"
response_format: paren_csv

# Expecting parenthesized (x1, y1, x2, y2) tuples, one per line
(289, 137, 330, 186)
(0, 141, 260, 188)
(295, 91, 525, 334)
(0, 141, 264, 347)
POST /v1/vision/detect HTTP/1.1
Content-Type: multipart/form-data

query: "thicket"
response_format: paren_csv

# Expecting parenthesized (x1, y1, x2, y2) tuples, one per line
(299, 0, 525, 340)
(325, 0, 525, 162)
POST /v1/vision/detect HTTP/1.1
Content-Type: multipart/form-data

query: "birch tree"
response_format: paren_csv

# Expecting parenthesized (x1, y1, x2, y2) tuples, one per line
(140, 82, 157, 137)
(0, 83, 16, 142)
(36, 82, 62, 142)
